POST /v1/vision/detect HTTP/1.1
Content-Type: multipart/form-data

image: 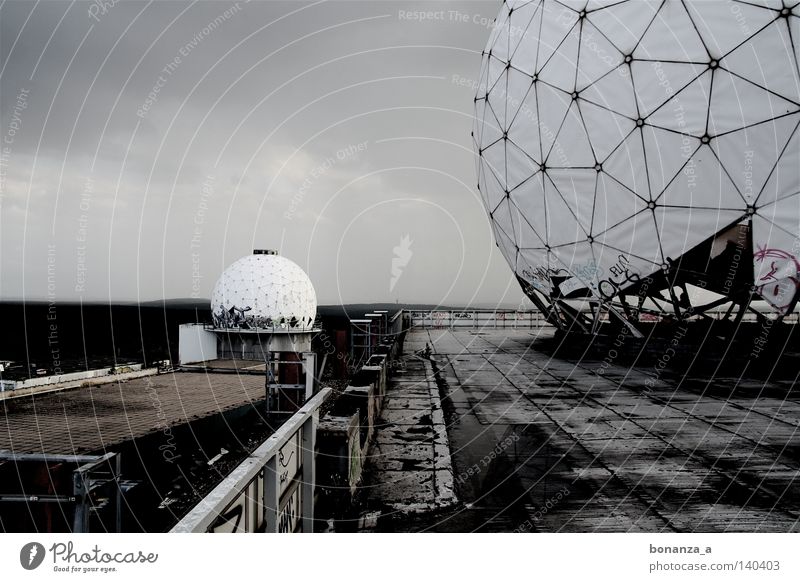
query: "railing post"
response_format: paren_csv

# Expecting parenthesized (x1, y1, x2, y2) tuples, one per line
(72, 470, 88, 533)
(301, 410, 317, 533)
(115, 454, 122, 533)
(264, 456, 279, 532)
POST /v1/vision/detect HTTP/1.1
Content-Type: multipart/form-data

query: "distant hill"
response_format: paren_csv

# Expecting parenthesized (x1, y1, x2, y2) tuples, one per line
(317, 303, 452, 319)
(138, 298, 210, 309)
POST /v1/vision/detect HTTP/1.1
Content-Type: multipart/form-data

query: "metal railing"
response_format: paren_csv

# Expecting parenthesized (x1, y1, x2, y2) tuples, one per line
(0, 451, 133, 532)
(408, 309, 547, 330)
(171, 387, 332, 533)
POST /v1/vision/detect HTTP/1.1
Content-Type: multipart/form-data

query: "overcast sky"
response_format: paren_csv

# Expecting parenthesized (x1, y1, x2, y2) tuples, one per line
(0, 0, 533, 307)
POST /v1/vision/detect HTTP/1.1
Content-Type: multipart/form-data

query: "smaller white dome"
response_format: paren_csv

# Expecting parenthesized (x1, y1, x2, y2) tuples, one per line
(210, 251, 317, 329)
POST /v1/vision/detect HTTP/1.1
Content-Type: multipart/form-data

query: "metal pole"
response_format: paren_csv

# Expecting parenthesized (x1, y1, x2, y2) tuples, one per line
(303, 352, 316, 400)
(265, 350, 271, 414)
(115, 454, 122, 533)
(72, 468, 87, 533)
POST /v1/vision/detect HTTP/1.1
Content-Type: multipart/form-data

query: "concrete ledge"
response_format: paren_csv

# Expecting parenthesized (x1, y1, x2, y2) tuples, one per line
(0, 366, 159, 401)
(318, 413, 361, 495)
(362, 355, 458, 519)
(316, 336, 404, 513)
(0, 363, 145, 391)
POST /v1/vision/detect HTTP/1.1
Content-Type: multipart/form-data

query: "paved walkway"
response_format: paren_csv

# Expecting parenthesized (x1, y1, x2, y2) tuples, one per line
(361, 332, 457, 522)
(394, 328, 800, 532)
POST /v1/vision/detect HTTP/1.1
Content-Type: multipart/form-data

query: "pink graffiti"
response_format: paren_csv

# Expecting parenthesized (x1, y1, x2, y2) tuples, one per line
(753, 247, 800, 313)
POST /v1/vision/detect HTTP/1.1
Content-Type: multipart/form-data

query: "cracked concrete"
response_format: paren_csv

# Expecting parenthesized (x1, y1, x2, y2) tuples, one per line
(427, 327, 800, 532)
(361, 348, 458, 520)
(356, 327, 800, 532)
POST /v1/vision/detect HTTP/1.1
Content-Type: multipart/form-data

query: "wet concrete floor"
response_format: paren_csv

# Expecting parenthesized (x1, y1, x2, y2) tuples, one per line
(361, 355, 457, 520)
(386, 328, 799, 532)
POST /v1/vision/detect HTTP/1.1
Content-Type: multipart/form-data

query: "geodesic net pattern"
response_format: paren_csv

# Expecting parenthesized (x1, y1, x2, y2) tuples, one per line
(473, 0, 800, 312)
(210, 254, 317, 329)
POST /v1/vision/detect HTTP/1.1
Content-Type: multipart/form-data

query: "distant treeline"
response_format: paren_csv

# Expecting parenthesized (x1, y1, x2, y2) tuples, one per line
(0, 301, 209, 369)
(0, 301, 420, 371)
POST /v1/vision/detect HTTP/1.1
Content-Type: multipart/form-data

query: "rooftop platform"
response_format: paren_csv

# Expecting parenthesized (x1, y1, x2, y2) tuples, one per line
(390, 328, 800, 532)
(0, 371, 266, 455)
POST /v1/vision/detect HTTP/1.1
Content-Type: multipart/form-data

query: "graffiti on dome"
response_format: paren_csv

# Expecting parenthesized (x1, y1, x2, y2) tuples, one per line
(521, 265, 566, 292)
(754, 247, 800, 313)
(212, 304, 313, 329)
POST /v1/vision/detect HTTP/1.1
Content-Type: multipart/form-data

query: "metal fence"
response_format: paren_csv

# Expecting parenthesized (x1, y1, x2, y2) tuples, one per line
(408, 309, 547, 330)
(408, 308, 798, 329)
(0, 452, 131, 532)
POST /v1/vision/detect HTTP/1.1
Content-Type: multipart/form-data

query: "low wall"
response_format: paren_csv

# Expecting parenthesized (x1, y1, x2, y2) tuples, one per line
(0, 364, 152, 395)
(316, 329, 406, 513)
(317, 413, 361, 495)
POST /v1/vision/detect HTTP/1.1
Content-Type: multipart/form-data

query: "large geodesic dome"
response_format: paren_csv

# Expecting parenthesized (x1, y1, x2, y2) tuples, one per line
(474, 0, 800, 331)
(211, 251, 317, 329)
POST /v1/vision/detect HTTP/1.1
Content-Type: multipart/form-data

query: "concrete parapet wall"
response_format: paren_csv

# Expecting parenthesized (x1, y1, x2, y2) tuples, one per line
(316, 337, 402, 504)
(0, 364, 151, 397)
(317, 412, 361, 495)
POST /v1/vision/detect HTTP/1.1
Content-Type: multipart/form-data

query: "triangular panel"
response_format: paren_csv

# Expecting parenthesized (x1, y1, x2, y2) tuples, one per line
(713, 117, 799, 206)
(481, 156, 507, 212)
(548, 102, 596, 167)
(603, 129, 649, 196)
(647, 71, 712, 135)
(587, 0, 660, 55)
(657, 146, 744, 210)
(575, 20, 625, 90)
(642, 125, 701, 198)
(580, 99, 636, 161)
(507, 83, 542, 164)
(544, 174, 589, 246)
(506, 139, 539, 191)
(631, 60, 706, 118)
(708, 70, 799, 135)
(510, 172, 549, 244)
(722, 19, 800, 105)
(506, 66, 535, 126)
(536, 5, 579, 72)
(537, 82, 573, 159)
(508, 193, 546, 249)
(548, 168, 596, 233)
(539, 24, 580, 92)
(593, 172, 649, 236)
(580, 66, 639, 118)
(510, 1, 545, 76)
(633, 1, 709, 62)
(685, 0, 777, 59)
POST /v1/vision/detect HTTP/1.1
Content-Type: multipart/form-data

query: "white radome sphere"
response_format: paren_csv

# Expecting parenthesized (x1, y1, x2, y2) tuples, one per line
(474, 0, 800, 312)
(210, 252, 317, 329)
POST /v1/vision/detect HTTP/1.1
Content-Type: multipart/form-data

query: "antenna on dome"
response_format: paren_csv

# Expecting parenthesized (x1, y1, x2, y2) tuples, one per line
(253, 249, 278, 255)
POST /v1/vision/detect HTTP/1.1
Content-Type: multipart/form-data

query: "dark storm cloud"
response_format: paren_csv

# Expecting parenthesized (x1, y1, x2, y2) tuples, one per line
(0, 0, 529, 308)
